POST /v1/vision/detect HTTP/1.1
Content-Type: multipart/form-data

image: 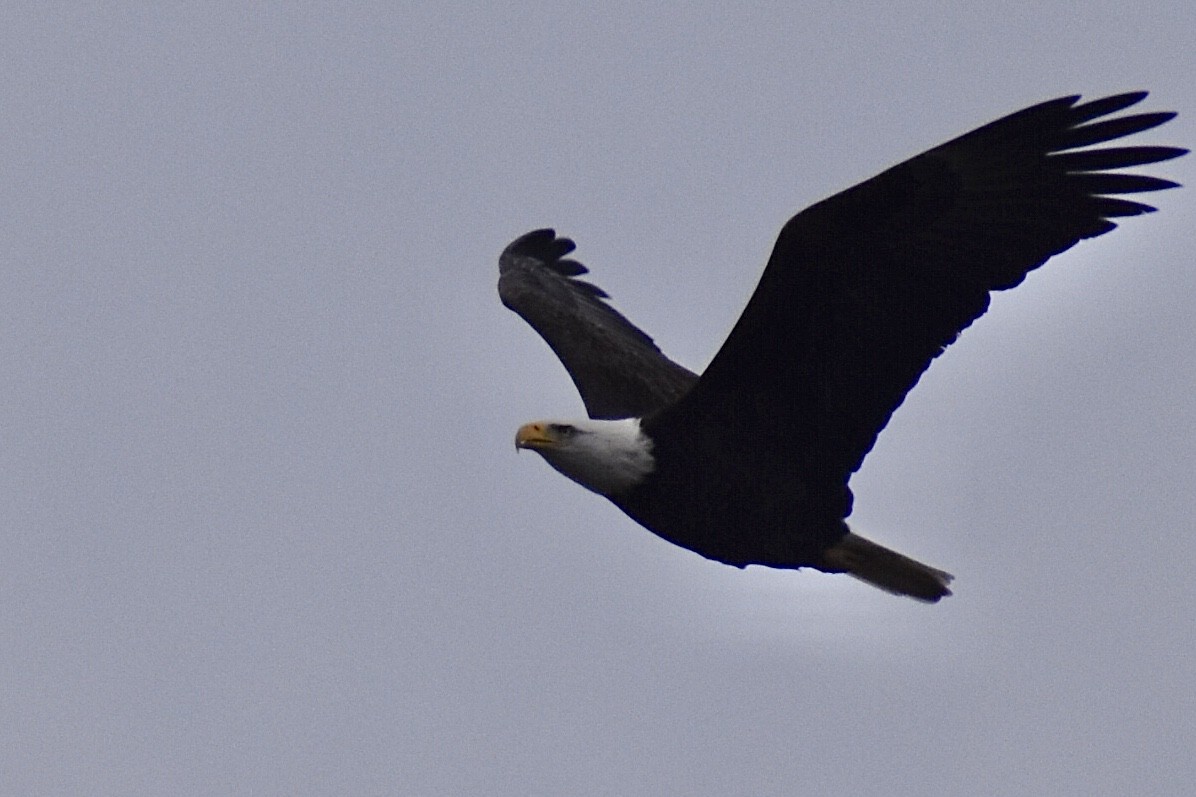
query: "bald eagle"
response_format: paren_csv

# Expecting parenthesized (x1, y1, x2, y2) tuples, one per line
(500, 92, 1185, 602)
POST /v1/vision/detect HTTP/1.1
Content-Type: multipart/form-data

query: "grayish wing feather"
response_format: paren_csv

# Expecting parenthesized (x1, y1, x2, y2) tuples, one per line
(498, 229, 698, 420)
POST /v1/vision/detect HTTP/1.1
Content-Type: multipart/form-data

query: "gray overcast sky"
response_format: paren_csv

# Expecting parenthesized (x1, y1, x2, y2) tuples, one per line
(4, 3, 1194, 795)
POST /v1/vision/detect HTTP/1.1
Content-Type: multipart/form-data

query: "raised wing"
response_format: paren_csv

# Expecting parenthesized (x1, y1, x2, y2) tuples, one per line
(655, 92, 1185, 486)
(499, 229, 698, 419)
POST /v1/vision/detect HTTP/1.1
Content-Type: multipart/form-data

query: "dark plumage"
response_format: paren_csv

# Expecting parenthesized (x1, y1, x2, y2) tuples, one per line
(501, 92, 1185, 602)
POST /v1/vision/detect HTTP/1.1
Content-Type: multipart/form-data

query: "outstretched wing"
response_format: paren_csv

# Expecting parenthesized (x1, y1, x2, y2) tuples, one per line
(499, 229, 698, 419)
(653, 92, 1185, 486)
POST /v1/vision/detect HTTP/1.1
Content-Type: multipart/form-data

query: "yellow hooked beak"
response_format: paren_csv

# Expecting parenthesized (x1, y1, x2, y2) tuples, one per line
(515, 422, 557, 451)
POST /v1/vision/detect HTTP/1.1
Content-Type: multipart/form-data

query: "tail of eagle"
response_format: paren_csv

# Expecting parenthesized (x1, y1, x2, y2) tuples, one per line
(822, 533, 954, 603)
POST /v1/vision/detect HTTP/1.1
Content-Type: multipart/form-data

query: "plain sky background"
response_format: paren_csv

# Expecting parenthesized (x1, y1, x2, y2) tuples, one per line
(3, 3, 1194, 795)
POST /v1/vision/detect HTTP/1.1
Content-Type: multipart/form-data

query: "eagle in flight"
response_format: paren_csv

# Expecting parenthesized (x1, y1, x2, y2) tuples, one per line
(500, 92, 1185, 602)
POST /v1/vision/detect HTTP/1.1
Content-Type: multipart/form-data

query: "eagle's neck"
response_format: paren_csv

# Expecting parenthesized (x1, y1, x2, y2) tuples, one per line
(544, 418, 655, 496)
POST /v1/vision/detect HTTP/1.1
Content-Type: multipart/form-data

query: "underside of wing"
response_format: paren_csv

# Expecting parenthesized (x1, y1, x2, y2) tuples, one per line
(499, 229, 698, 419)
(656, 92, 1186, 491)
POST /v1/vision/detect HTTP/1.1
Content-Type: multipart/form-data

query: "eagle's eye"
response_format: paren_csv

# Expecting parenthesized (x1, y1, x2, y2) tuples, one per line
(550, 423, 576, 437)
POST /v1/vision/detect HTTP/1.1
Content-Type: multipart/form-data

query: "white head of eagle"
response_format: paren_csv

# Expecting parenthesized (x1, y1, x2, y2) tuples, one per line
(515, 418, 655, 497)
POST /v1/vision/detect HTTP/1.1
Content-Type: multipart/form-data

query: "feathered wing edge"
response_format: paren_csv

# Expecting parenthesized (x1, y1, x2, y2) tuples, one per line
(675, 92, 1186, 481)
(499, 229, 697, 420)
